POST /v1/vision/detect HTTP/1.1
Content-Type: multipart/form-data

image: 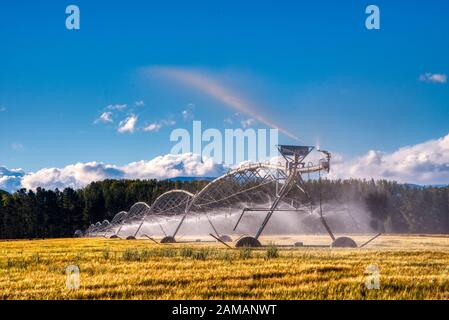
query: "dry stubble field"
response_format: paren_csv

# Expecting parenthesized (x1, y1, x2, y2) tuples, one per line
(1, 234, 448, 300)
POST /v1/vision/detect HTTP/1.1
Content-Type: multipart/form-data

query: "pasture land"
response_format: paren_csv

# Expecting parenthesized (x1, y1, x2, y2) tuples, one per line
(1, 235, 448, 299)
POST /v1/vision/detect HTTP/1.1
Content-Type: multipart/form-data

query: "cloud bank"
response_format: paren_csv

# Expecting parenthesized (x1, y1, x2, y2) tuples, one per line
(1, 154, 227, 192)
(1, 133, 448, 193)
(330, 133, 449, 185)
(0, 167, 25, 192)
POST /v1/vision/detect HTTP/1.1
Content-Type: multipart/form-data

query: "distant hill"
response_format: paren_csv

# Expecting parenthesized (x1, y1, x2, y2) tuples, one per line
(404, 183, 448, 189)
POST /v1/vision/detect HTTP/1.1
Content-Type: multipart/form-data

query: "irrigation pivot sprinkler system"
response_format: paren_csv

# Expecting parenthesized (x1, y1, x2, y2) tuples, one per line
(82, 144, 376, 248)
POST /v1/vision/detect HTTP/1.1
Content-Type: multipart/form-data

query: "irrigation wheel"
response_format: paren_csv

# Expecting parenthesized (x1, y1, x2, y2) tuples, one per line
(160, 236, 176, 243)
(235, 236, 262, 248)
(331, 237, 358, 248)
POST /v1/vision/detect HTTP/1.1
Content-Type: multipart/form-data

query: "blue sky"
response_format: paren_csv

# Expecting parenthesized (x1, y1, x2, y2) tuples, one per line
(0, 0, 448, 187)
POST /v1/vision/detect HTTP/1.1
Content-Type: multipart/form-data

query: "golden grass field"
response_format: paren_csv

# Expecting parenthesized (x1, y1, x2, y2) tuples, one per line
(1, 234, 448, 300)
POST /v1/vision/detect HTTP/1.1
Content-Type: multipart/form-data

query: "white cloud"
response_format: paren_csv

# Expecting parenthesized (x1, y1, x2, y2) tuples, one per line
(330, 133, 449, 185)
(0, 107, 6, 112)
(0, 167, 25, 192)
(94, 111, 113, 124)
(3, 133, 449, 192)
(240, 118, 256, 128)
(0, 167, 25, 177)
(107, 104, 127, 111)
(143, 122, 162, 132)
(10, 154, 227, 191)
(0, 166, 25, 192)
(94, 104, 129, 125)
(143, 119, 176, 132)
(419, 73, 447, 84)
(135, 101, 145, 107)
(0, 176, 22, 192)
(123, 153, 227, 180)
(117, 115, 138, 133)
(21, 162, 124, 190)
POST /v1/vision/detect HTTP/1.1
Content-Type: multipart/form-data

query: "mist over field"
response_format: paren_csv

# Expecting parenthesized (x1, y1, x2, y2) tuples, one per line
(1, 177, 449, 240)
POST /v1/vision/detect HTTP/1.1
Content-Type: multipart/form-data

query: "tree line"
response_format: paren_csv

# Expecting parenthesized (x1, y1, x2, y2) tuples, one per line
(0, 178, 448, 239)
(0, 179, 209, 239)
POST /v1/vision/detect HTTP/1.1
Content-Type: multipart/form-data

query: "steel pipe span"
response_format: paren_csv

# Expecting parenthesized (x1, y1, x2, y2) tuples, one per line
(83, 157, 329, 238)
(79, 148, 368, 248)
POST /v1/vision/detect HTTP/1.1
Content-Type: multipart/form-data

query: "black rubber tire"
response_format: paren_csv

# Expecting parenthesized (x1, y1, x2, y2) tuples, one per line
(126, 236, 136, 240)
(235, 236, 262, 248)
(160, 236, 176, 243)
(73, 230, 83, 238)
(331, 237, 358, 248)
(109, 235, 119, 239)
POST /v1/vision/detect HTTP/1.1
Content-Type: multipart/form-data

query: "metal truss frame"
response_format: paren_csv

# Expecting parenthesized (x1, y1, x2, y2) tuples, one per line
(84, 145, 333, 244)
